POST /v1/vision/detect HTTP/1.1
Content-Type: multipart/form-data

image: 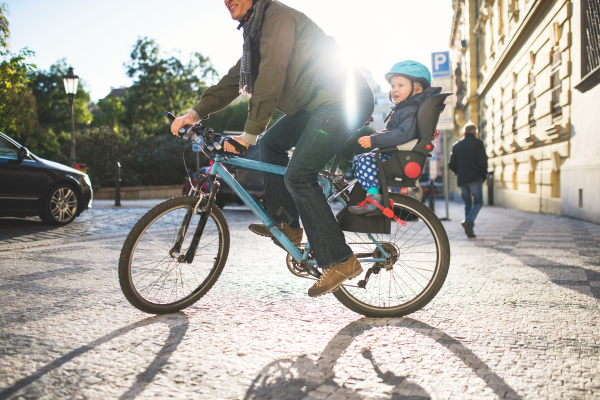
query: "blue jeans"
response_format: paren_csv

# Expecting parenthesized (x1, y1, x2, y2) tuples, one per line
(460, 179, 484, 228)
(259, 89, 373, 269)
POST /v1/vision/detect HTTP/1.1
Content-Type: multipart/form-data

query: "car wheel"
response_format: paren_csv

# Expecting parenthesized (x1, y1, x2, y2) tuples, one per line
(40, 184, 79, 225)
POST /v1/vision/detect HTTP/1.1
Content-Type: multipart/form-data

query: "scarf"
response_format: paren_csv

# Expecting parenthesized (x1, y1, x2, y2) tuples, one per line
(238, 0, 272, 97)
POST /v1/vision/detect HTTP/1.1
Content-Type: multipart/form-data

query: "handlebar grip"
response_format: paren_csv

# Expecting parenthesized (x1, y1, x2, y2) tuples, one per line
(163, 111, 176, 122)
(163, 112, 189, 137)
(224, 137, 249, 155)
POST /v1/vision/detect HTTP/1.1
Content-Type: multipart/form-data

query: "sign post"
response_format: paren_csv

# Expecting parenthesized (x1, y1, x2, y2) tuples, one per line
(431, 51, 453, 221)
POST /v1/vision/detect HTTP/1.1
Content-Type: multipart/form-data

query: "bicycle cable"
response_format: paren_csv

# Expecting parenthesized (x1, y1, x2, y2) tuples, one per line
(182, 143, 194, 191)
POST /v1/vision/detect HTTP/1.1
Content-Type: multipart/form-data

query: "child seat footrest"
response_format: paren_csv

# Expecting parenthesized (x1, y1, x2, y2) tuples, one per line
(356, 198, 407, 226)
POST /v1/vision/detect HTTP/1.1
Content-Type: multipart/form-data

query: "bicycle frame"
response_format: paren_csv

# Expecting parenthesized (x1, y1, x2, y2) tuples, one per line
(202, 155, 388, 266)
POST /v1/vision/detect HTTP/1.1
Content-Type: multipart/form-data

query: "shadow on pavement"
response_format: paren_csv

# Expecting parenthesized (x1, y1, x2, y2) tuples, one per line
(0, 218, 58, 241)
(473, 220, 600, 300)
(0, 313, 189, 399)
(243, 317, 521, 400)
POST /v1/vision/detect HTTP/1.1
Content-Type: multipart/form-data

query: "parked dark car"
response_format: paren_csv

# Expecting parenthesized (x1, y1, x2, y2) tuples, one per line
(182, 139, 265, 208)
(0, 132, 93, 225)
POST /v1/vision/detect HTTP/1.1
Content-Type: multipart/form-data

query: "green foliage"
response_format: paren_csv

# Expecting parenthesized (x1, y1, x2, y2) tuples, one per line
(0, 4, 8, 49)
(201, 97, 284, 134)
(27, 60, 92, 162)
(91, 96, 125, 129)
(120, 38, 218, 137)
(75, 126, 207, 189)
(0, 4, 37, 149)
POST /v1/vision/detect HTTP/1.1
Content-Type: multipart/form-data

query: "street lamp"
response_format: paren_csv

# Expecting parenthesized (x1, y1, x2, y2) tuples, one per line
(63, 66, 79, 166)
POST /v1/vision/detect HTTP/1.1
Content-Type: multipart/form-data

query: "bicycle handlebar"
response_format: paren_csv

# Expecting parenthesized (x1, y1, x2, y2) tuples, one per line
(163, 111, 248, 156)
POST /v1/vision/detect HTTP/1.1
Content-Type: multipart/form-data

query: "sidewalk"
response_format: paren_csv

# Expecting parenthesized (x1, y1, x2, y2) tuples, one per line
(0, 199, 599, 399)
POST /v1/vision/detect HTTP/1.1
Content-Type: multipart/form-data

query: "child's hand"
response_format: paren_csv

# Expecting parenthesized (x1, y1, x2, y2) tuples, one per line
(358, 136, 372, 148)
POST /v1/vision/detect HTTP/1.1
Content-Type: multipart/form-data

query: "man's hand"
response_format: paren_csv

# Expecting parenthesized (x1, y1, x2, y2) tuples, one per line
(224, 136, 250, 153)
(171, 112, 196, 136)
(358, 136, 372, 148)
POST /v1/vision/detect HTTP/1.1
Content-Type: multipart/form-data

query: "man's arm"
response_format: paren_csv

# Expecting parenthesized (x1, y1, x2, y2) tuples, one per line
(478, 142, 488, 180)
(448, 144, 458, 174)
(189, 59, 243, 122)
(240, 9, 296, 145)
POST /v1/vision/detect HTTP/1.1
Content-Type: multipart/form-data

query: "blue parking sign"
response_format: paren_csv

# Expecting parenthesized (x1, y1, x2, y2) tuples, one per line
(192, 143, 202, 152)
(431, 51, 451, 78)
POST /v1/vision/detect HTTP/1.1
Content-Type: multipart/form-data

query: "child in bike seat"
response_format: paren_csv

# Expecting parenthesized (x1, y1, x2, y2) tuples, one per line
(348, 60, 440, 215)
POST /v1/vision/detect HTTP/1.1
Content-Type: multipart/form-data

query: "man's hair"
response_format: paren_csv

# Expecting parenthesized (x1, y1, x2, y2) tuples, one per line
(464, 122, 478, 135)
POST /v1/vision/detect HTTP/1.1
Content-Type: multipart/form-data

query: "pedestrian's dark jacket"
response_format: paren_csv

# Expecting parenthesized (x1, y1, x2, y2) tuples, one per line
(370, 86, 442, 149)
(448, 134, 488, 186)
(189, 0, 370, 145)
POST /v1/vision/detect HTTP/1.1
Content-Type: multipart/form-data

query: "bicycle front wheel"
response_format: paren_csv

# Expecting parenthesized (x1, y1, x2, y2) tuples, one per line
(334, 193, 450, 318)
(119, 196, 230, 314)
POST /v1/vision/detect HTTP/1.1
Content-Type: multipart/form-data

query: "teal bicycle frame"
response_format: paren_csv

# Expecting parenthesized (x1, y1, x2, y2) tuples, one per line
(208, 155, 388, 266)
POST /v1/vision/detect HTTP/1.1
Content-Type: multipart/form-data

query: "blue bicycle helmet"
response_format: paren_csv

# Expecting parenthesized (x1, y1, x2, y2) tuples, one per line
(385, 60, 432, 88)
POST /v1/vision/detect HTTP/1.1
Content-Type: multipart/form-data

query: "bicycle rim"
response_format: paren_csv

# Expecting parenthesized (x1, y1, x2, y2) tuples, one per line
(121, 197, 228, 312)
(335, 194, 449, 317)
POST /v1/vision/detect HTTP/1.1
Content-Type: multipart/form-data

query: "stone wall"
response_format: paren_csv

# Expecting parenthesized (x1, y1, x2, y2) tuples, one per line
(94, 185, 183, 200)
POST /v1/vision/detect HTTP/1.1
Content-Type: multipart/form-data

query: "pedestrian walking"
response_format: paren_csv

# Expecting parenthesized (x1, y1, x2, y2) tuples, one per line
(448, 122, 488, 238)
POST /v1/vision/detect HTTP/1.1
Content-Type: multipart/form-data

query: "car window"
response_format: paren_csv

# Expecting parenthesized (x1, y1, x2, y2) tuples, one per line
(0, 137, 19, 159)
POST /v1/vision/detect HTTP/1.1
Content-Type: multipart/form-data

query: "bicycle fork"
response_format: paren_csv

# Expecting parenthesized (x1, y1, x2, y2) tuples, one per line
(169, 175, 220, 264)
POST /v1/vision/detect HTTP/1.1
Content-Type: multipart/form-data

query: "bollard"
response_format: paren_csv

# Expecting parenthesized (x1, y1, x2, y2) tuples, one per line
(428, 178, 435, 212)
(115, 161, 121, 207)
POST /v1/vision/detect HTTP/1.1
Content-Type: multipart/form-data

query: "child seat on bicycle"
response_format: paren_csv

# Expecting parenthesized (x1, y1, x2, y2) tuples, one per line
(339, 91, 451, 234)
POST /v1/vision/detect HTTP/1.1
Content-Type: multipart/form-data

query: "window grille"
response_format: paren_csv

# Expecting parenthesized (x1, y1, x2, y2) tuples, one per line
(528, 73, 536, 127)
(512, 90, 518, 133)
(500, 99, 505, 139)
(551, 50, 562, 119)
(582, 0, 600, 76)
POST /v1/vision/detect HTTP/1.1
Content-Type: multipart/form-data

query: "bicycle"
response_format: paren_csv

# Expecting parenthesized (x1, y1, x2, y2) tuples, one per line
(118, 105, 450, 318)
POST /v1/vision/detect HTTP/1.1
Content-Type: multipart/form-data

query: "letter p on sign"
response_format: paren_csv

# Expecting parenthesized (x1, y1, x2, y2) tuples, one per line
(434, 54, 447, 70)
(431, 51, 451, 78)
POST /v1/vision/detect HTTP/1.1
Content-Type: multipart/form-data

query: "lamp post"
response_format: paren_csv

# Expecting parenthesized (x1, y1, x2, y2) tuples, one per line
(63, 66, 79, 166)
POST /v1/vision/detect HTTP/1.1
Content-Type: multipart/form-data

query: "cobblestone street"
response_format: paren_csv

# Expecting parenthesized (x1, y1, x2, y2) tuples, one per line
(0, 200, 599, 400)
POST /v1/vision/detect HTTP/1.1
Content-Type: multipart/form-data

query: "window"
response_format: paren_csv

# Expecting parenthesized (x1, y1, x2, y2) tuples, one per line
(500, 96, 505, 140)
(582, 0, 600, 77)
(512, 90, 517, 133)
(0, 137, 19, 159)
(551, 50, 562, 119)
(479, 102, 487, 144)
(528, 73, 536, 127)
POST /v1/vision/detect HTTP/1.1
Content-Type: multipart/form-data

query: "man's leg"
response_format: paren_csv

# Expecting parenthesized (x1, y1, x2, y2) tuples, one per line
(465, 179, 484, 229)
(259, 111, 312, 228)
(284, 103, 355, 269)
(460, 184, 473, 221)
(460, 184, 475, 237)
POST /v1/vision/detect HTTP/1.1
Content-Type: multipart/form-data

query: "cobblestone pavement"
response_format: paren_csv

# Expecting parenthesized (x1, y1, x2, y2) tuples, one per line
(0, 199, 599, 400)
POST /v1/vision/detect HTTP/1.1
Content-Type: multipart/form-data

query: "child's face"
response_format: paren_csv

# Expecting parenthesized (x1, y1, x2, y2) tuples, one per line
(390, 75, 415, 104)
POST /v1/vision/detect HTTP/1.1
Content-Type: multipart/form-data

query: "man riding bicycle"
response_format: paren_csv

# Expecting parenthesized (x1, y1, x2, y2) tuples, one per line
(170, 0, 374, 297)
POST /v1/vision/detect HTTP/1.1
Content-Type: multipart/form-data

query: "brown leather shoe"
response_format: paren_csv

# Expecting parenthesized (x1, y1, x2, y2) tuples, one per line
(248, 223, 303, 245)
(308, 255, 363, 298)
(461, 220, 476, 238)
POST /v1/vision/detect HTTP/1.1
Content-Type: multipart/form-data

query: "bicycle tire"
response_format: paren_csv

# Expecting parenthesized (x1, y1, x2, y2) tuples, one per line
(334, 193, 450, 318)
(119, 196, 230, 314)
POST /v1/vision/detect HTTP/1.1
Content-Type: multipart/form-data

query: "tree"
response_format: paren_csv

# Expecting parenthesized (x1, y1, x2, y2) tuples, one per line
(121, 38, 218, 137)
(0, 4, 37, 145)
(28, 60, 92, 162)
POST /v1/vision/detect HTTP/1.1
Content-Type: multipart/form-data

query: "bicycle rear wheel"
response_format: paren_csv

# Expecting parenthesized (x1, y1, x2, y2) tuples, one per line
(119, 196, 229, 314)
(334, 193, 449, 318)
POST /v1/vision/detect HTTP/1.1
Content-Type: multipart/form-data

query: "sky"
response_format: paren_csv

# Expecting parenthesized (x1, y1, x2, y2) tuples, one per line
(4, 0, 454, 102)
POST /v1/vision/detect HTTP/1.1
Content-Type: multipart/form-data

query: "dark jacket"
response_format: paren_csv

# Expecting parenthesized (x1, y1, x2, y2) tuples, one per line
(370, 86, 442, 149)
(448, 134, 488, 186)
(190, 1, 370, 145)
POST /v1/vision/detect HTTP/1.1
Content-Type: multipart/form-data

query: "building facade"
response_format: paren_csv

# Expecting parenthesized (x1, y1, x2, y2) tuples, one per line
(450, 0, 600, 222)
